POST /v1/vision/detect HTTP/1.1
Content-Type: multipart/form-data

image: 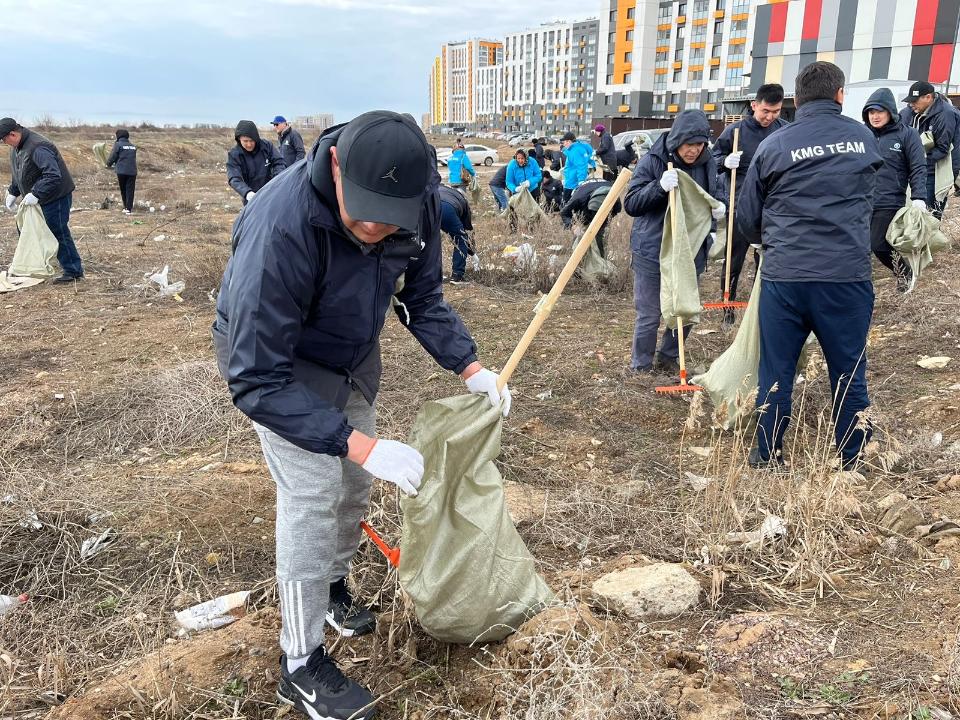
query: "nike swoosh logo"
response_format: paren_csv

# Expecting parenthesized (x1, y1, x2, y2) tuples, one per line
(291, 681, 316, 703)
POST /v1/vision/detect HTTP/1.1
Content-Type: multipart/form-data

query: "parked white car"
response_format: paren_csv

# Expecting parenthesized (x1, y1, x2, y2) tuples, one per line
(435, 144, 499, 167)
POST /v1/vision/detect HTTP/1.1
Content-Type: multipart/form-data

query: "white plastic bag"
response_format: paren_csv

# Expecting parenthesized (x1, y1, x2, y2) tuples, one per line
(174, 591, 250, 631)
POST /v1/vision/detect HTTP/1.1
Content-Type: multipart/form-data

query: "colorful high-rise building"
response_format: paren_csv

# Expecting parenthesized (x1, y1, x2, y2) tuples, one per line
(428, 39, 503, 129)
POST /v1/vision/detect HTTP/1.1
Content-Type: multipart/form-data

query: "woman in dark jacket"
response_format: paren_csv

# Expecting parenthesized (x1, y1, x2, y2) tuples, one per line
(106, 129, 137, 213)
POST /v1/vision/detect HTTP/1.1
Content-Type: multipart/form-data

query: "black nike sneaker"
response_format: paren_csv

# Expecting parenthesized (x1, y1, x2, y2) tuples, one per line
(277, 646, 376, 720)
(325, 578, 376, 637)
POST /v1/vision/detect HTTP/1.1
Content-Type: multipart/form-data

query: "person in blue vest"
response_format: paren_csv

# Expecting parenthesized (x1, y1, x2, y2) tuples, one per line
(862, 87, 927, 291)
(712, 83, 788, 324)
(446, 143, 475, 189)
(623, 110, 724, 374)
(737, 61, 883, 471)
(560, 131, 595, 203)
(505, 149, 542, 200)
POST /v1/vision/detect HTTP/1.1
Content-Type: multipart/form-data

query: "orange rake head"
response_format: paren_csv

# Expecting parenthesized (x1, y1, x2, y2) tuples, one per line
(703, 300, 748, 310)
(655, 369, 702, 394)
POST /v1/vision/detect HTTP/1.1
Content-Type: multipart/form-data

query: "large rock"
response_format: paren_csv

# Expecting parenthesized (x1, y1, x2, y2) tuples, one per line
(591, 563, 701, 620)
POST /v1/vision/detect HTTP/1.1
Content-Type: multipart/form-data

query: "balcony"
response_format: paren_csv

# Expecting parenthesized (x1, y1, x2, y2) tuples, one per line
(668, 104, 679, 113)
(618, 104, 631, 112)
(704, 103, 716, 111)
(677, 15, 686, 24)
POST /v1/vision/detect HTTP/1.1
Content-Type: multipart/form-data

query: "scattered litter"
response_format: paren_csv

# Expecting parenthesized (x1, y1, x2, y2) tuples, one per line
(917, 356, 952, 369)
(502, 243, 537, 270)
(145, 265, 185, 300)
(694, 328, 718, 336)
(153, 234, 166, 242)
(252, 516, 265, 525)
(684, 471, 714, 491)
(159, 205, 166, 211)
(535, 389, 553, 401)
(2, 495, 44, 531)
(38, 690, 66, 706)
(174, 591, 250, 631)
(149, 207, 156, 213)
(53, 393, 65, 400)
(689, 446, 713, 458)
(726, 514, 787, 547)
(87, 510, 113, 525)
(932, 432, 944, 448)
(80, 528, 116, 560)
(0, 594, 29, 616)
(547, 244, 564, 252)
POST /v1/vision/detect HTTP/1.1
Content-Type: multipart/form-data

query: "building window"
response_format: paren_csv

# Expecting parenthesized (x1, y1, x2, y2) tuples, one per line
(709, 67, 719, 80)
(689, 70, 703, 89)
(606, 74, 614, 84)
(609, 9, 616, 21)
(708, 91, 718, 102)
(670, 93, 680, 104)
(621, 93, 630, 105)
(677, 25, 685, 39)
(626, 29, 634, 41)
(675, 48, 684, 61)
(673, 69, 682, 82)
(627, 7, 635, 19)
(714, 20, 724, 35)
(716, 0, 725, 9)
(691, 47, 705, 61)
(678, 3, 687, 15)
(609, 31, 616, 44)
(624, 51, 632, 62)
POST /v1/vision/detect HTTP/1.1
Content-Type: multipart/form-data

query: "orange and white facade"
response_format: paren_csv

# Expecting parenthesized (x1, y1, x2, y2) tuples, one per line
(428, 39, 503, 129)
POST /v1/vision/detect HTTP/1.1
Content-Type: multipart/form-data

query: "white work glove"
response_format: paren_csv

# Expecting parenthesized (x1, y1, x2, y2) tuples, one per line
(21, 192, 39, 206)
(4, 193, 15, 211)
(245, 191, 256, 202)
(911, 199, 928, 211)
(712, 204, 726, 220)
(724, 152, 742, 170)
(659, 168, 679, 193)
(361, 440, 424, 497)
(519, 180, 530, 189)
(465, 367, 512, 417)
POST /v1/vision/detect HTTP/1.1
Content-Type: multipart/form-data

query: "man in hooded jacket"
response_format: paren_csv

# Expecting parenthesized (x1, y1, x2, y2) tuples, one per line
(594, 124, 617, 181)
(227, 120, 285, 204)
(212, 111, 511, 720)
(738, 62, 883, 471)
(900, 81, 958, 218)
(561, 131, 595, 202)
(106, 128, 138, 213)
(624, 110, 725, 374)
(862, 87, 927, 289)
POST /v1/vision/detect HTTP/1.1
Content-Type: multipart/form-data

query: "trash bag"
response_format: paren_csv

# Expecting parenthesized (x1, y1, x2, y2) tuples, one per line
(935, 147, 954, 202)
(507, 186, 544, 224)
(93, 142, 110, 168)
(660, 171, 723, 327)
(573, 186, 616, 281)
(11, 203, 59, 278)
(399, 394, 555, 644)
(887, 204, 951, 292)
(468, 174, 481, 205)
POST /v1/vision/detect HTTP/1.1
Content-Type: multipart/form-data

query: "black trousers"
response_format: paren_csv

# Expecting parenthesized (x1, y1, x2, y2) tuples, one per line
(117, 174, 137, 211)
(870, 207, 910, 280)
(719, 225, 759, 301)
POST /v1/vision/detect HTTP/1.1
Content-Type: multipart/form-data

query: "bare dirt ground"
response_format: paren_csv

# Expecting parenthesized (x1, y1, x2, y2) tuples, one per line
(1, 128, 959, 719)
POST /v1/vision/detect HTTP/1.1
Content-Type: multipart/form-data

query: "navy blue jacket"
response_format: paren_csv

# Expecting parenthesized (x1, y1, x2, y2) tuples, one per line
(713, 112, 788, 183)
(862, 88, 927, 210)
(8, 128, 75, 203)
(737, 100, 883, 283)
(531, 141, 546, 168)
(227, 121, 286, 202)
(901, 93, 958, 171)
(213, 127, 477, 456)
(277, 126, 306, 167)
(107, 134, 137, 176)
(438, 184, 473, 231)
(624, 110, 719, 269)
(560, 178, 621, 226)
(596, 131, 617, 169)
(489, 164, 507, 188)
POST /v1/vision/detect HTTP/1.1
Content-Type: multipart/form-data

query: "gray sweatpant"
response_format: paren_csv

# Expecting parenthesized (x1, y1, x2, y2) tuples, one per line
(253, 390, 376, 660)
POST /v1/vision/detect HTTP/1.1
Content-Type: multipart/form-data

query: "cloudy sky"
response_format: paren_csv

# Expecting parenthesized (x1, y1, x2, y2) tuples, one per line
(0, 0, 597, 127)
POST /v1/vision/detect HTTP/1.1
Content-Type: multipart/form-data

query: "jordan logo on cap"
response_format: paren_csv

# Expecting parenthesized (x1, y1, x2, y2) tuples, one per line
(381, 166, 399, 183)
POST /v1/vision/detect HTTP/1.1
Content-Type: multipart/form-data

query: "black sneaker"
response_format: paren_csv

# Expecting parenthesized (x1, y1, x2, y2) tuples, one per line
(721, 307, 736, 331)
(748, 446, 786, 470)
(450, 275, 471, 285)
(325, 578, 376, 637)
(51, 274, 83, 284)
(277, 646, 376, 720)
(653, 354, 680, 376)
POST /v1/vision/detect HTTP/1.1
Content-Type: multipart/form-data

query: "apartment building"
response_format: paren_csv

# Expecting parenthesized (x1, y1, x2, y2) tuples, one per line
(502, 20, 600, 134)
(748, 0, 960, 95)
(592, 0, 762, 121)
(428, 39, 504, 129)
(293, 114, 335, 131)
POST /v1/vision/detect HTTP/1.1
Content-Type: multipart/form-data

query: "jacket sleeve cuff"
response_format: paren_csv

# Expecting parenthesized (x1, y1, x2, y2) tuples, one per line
(453, 354, 479, 375)
(332, 421, 354, 458)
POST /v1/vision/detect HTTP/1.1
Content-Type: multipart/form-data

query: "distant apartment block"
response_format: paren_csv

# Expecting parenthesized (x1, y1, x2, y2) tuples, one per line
(294, 114, 335, 131)
(502, 19, 600, 134)
(429, 38, 504, 128)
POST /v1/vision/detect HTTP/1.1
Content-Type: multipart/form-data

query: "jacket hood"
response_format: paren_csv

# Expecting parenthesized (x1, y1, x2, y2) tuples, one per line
(861, 87, 899, 125)
(116, 129, 129, 140)
(234, 120, 261, 146)
(666, 110, 712, 153)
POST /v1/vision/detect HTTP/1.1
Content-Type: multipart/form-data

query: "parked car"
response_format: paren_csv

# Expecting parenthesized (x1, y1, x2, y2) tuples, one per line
(613, 129, 668, 154)
(435, 143, 499, 167)
(509, 133, 534, 147)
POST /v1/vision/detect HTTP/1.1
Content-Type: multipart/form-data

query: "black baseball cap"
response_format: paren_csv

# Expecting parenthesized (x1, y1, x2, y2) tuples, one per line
(0, 117, 18, 139)
(336, 111, 431, 231)
(902, 81, 936, 102)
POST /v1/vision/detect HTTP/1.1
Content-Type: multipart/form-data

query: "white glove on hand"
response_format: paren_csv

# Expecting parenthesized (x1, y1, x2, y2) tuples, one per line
(21, 193, 39, 206)
(519, 180, 530, 189)
(4, 193, 15, 211)
(911, 199, 928, 211)
(465, 367, 512, 417)
(712, 204, 726, 220)
(361, 440, 424, 497)
(659, 168, 679, 193)
(245, 191, 256, 202)
(724, 152, 742, 170)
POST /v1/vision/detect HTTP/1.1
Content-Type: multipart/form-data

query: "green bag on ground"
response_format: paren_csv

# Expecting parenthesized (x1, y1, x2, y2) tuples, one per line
(573, 186, 616, 281)
(399, 394, 554, 644)
(935, 147, 954, 202)
(886, 204, 951, 292)
(11, 203, 59, 278)
(93, 142, 109, 167)
(468, 174, 481, 204)
(507, 186, 544, 224)
(660, 171, 723, 327)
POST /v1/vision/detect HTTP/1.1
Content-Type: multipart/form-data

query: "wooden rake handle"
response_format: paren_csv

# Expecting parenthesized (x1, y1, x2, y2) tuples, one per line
(723, 127, 740, 300)
(496, 168, 633, 392)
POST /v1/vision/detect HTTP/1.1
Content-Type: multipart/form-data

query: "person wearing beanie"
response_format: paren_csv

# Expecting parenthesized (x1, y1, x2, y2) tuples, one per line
(2, 117, 84, 284)
(106, 128, 138, 213)
(211, 111, 511, 720)
(226, 120, 285, 204)
(594, 124, 617, 180)
(861, 87, 927, 290)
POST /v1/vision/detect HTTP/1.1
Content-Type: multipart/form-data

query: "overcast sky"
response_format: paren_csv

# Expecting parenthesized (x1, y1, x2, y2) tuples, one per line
(0, 0, 597, 127)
